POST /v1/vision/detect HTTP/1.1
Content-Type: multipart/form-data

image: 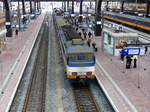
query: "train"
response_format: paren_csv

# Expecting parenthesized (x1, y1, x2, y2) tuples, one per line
(53, 14, 96, 79)
(103, 11, 150, 33)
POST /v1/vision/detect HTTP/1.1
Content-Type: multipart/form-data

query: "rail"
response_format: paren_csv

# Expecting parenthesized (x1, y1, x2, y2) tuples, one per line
(72, 83, 100, 112)
(22, 15, 48, 112)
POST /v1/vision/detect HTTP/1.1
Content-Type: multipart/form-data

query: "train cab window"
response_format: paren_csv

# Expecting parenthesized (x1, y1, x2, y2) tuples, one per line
(68, 53, 94, 62)
(69, 54, 77, 61)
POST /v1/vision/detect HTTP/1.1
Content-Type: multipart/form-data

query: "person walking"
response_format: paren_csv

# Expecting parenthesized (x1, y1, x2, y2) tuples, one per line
(83, 31, 87, 39)
(87, 38, 91, 47)
(15, 28, 18, 36)
(88, 31, 92, 38)
(92, 42, 98, 52)
(145, 46, 148, 54)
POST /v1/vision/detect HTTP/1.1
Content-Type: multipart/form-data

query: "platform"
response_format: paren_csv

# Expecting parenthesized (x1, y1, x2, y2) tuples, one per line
(0, 14, 45, 112)
(95, 37, 150, 112)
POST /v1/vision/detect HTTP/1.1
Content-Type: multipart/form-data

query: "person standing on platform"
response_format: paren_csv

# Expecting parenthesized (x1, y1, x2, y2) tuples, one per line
(131, 55, 138, 68)
(126, 56, 132, 69)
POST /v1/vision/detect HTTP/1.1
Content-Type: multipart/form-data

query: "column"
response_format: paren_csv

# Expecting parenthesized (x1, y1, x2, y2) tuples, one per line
(80, 0, 83, 14)
(67, 0, 69, 11)
(72, 0, 74, 13)
(34, 0, 36, 13)
(121, 1, 124, 12)
(4, 0, 12, 37)
(64, 1, 66, 12)
(62, 2, 64, 10)
(22, 0, 26, 15)
(106, 1, 109, 11)
(17, 1, 21, 30)
(90, 1, 92, 9)
(146, 1, 150, 17)
(30, 0, 32, 14)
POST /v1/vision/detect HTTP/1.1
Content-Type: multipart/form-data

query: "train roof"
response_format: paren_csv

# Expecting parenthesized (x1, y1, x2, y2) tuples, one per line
(55, 16, 70, 27)
(67, 45, 94, 54)
(62, 25, 81, 41)
(104, 11, 150, 22)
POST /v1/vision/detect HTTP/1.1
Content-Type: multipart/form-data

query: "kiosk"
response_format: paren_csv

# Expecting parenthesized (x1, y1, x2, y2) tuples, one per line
(102, 27, 139, 56)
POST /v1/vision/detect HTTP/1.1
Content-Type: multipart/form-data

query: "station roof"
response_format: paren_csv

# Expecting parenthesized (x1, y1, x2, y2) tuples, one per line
(3, 0, 150, 3)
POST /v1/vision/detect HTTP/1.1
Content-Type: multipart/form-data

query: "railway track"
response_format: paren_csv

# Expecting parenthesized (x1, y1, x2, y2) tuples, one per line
(22, 15, 49, 112)
(73, 83, 100, 112)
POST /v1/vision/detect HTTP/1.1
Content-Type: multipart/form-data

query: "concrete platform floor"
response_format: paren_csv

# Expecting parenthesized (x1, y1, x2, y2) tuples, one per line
(95, 37, 150, 112)
(0, 14, 45, 112)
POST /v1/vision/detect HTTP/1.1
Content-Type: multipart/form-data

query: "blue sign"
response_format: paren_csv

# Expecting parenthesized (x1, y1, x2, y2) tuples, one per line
(122, 47, 141, 56)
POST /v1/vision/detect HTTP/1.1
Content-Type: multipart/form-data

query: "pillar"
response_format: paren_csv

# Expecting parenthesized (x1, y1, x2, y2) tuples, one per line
(4, 0, 12, 37)
(67, 0, 69, 11)
(106, 1, 109, 11)
(3, 1, 5, 13)
(30, 0, 32, 14)
(22, 0, 26, 15)
(62, 2, 64, 10)
(64, 1, 66, 12)
(17, 1, 21, 30)
(121, 1, 124, 12)
(146, 1, 150, 17)
(80, 0, 83, 14)
(95, 0, 102, 36)
(34, 0, 36, 13)
(72, 0, 74, 13)
(37, 1, 39, 12)
(90, 1, 92, 9)
(39, 1, 41, 12)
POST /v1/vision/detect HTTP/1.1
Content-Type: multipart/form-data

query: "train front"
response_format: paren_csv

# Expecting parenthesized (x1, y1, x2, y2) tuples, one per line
(66, 46, 96, 79)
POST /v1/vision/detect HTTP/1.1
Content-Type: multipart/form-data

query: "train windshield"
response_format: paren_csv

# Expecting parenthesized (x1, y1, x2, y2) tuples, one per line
(69, 53, 94, 62)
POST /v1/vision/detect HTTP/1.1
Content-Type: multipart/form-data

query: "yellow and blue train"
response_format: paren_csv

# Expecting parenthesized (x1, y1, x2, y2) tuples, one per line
(54, 15, 96, 79)
(103, 11, 150, 33)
